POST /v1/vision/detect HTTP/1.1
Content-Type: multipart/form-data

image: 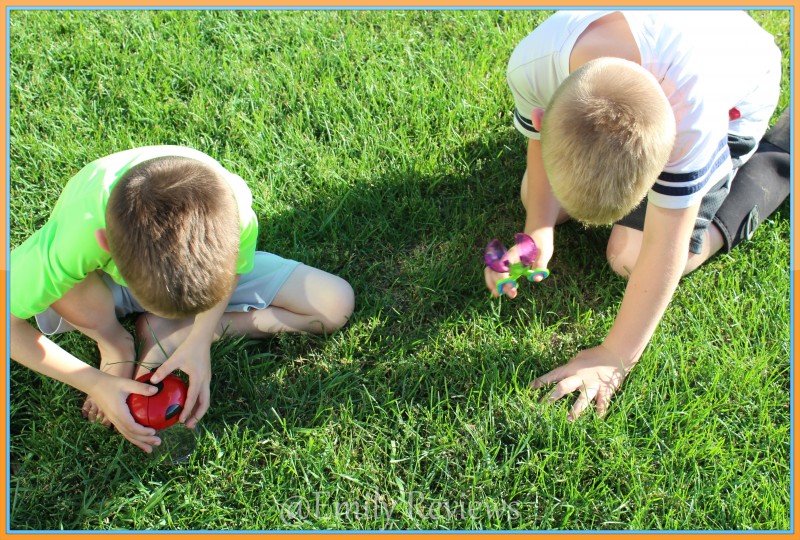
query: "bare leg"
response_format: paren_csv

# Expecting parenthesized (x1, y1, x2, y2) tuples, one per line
(606, 223, 725, 278)
(684, 224, 725, 274)
(135, 265, 355, 370)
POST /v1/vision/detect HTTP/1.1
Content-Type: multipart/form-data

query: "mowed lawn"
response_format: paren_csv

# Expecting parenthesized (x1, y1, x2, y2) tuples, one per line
(7, 9, 791, 531)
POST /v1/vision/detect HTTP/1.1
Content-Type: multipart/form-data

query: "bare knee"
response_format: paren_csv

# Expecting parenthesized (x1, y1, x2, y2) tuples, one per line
(270, 266, 356, 335)
(134, 314, 163, 370)
(606, 226, 642, 278)
(133, 313, 194, 370)
(315, 276, 355, 333)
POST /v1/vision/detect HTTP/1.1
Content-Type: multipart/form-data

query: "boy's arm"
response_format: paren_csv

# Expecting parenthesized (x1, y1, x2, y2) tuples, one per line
(485, 138, 563, 297)
(149, 276, 240, 429)
(523, 137, 565, 248)
(10, 314, 161, 451)
(604, 203, 698, 365)
(535, 202, 699, 419)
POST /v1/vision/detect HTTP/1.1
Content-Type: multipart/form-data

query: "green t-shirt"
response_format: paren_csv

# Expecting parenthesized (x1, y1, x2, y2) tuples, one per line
(11, 146, 259, 319)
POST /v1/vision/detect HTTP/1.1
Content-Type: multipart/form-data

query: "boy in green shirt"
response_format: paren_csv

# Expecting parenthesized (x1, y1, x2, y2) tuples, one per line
(11, 146, 355, 452)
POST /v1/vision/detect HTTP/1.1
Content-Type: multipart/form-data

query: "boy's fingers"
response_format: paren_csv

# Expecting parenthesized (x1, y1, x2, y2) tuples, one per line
(186, 389, 210, 428)
(180, 382, 202, 424)
(484, 267, 505, 297)
(502, 282, 517, 298)
(568, 388, 598, 421)
(116, 412, 159, 437)
(595, 388, 614, 417)
(130, 380, 160, 396)
(148, 369, 165, 385)
(196, 386, 211, 419)
(532, 366, 566, 389)
(123, 437, 153, 453)
(149, 362, 176, 384)
(124, 432, 161, 453)
(180, 395, 197, 424)
(544, 376, 582, 403)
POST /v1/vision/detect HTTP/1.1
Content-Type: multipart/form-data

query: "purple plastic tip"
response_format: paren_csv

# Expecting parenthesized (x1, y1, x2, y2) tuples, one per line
(484, 239, 511, 273)
(514, 233, 538, 268)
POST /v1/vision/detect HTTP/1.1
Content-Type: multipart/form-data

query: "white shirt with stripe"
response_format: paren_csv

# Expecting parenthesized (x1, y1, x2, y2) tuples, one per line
(506, 10, 781, 209)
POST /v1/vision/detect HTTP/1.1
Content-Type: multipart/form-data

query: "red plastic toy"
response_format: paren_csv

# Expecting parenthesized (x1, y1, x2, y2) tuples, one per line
(127, 372, 188, 431)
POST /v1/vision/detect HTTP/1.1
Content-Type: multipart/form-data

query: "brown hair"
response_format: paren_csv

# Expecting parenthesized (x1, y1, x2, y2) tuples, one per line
(105, 156, 240, 318)
(541, 57, 676, 225)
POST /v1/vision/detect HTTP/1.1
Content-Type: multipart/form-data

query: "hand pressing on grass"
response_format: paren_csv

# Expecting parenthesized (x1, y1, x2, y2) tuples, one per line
(533, 344, 635, 421)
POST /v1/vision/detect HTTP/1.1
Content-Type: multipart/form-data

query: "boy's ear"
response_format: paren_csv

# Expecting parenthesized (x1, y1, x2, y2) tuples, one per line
(531, 108, 545, 132)
(95, 229, 110, 252)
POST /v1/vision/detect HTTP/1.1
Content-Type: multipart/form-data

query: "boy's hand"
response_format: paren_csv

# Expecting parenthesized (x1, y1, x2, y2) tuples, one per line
(484, 264, 519, 298)
(148, 338, 211, 430)
(83, 352, 136, 427)
(141, 283, 233, 430)
(87, 374, 162, 452)
(484, 234, 553, 298)
(532, 345, 631, 421)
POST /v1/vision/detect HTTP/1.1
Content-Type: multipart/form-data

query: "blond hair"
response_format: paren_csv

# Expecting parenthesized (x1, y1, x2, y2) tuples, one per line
(541, 57, 676, 225)
(105, 156, 240, 318)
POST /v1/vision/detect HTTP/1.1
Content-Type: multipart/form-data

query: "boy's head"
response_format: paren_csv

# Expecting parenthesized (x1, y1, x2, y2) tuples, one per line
(105, 156, 240, 318)
(541, 57, 676, 225)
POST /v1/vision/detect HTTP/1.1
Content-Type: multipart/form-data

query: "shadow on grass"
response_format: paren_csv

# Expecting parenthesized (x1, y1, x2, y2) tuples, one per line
(166, 134, 623, 454)
(195, 129, 790, 465)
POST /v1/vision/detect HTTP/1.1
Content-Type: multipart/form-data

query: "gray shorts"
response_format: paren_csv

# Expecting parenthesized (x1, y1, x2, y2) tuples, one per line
(35, 251, 301, 335)
(616, 132, 757, 255)
(617, 173, 733, 255)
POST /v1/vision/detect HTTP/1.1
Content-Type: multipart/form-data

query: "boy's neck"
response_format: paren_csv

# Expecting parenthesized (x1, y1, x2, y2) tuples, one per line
(569, 12, 641, 73)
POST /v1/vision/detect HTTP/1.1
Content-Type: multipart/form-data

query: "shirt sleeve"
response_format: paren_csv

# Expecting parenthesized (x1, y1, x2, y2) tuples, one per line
(505, 12, 595, 141)
(648, 136, 732, 209)
(507, 61, 544, 141)
(649, 68, 735, 209)
(236, 207, 258, 275)
(224, 170, 258, 275)
(10, 213, 108, 320)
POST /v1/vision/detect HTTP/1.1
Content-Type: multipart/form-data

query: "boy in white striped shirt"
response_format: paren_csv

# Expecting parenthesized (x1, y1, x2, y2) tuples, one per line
(485, 10, 788, 420)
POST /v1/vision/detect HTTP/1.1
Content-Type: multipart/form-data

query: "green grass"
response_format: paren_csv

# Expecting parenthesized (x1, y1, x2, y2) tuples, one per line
(8, 9, 791, 531)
